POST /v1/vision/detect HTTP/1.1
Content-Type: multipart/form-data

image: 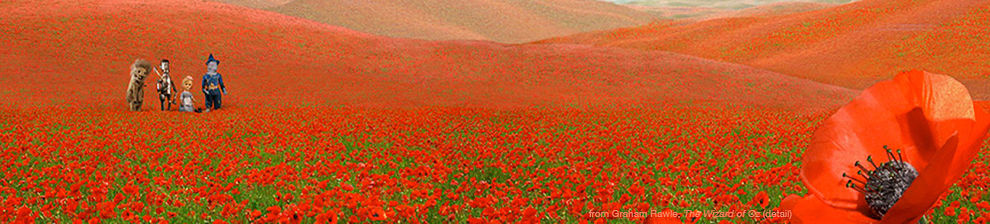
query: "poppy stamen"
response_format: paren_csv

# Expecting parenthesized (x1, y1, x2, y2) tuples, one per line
(866, 157, 919, 217)
(885, 149, 897, 162)
(843, 173, 867, 186)
(846, 181, 867, 193)
(842, 173, 866, 187)
(856, 171, 872, 182)
(843, 148, 920, 218)
(854, 161, 872, 176)
(866, 156, 879, 170)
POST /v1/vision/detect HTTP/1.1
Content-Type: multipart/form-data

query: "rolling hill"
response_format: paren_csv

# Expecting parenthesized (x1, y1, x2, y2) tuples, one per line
(630, 1, 836, 20)
(209, 0, 659, 43)
(602, 0, 856, 9)
(541, 0, 990, 99)
(0, 0, 856, 111)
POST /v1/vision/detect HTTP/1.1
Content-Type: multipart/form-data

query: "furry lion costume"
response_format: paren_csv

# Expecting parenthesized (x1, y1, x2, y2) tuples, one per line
(126, 59, 152, 111)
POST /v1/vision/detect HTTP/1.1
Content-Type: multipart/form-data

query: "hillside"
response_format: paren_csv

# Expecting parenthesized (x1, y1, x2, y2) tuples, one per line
(0, 0, 856, 111)
(603, 0, 855, 9)
(629, 1, 836, 20)
(210, 0, 659, 43)
(541, 0, 990, 99)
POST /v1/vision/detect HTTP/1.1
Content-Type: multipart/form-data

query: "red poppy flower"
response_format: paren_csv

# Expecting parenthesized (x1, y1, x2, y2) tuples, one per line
(315, 209, 338, 224)
(122, 182, 139, 196)
(782, 70, 990, 223)
(97, 201, 116, 219)
(367, 206, 387, 221)
(751, 191, 769, 209)
(684, 210, 701, 224)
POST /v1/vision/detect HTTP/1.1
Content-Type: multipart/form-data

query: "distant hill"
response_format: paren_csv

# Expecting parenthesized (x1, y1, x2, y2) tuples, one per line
(210, 0, 659, 43)
(630, 1, 836, 20)
(542, 0, 990, 99)
(603, 0, 856, 9)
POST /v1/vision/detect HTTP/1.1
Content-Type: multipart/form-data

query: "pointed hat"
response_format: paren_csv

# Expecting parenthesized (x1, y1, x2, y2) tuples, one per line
(205, 54, 220, 65)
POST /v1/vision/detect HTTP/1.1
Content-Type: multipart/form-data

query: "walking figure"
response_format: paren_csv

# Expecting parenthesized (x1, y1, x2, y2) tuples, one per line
(155, 59, 177, 111)
(202, 54, 226, 112)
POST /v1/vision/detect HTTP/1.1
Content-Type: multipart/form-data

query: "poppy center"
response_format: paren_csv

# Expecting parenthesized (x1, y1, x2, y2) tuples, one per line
(842, 147, 919, 217)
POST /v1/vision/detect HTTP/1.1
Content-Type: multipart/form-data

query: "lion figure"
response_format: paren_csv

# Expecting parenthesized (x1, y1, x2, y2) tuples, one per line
(126, 59, 152, 111)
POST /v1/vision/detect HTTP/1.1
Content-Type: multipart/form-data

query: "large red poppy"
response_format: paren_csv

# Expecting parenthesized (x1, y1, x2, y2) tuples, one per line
(782, 70, 990, 223)
(315, 209, 338, 224)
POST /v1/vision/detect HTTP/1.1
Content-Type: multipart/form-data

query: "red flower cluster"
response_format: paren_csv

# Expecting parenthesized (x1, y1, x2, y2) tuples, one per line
(0, 72, 987, 223)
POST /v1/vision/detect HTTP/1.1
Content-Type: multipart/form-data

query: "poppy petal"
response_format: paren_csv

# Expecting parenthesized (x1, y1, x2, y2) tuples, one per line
(779, 194, 878, 224)
(943, 104, 990, 186)
(884, 107, 990, 223)
(880, 133, 959, 223)
(800, 70, 976, 209)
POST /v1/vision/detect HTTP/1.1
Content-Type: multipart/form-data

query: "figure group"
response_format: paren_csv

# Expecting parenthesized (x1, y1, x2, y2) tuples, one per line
(125, 54, 227, 112)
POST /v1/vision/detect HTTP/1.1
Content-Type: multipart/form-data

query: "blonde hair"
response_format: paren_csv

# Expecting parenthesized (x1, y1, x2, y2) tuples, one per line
(183, 76, 194, 89)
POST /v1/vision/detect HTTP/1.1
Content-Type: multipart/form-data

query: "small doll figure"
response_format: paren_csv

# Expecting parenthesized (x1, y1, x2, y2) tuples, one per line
(179, 76, 201, 113)
(155, 59, 178, 111)
(125, 59, 152, 111)
(202, 54, 226, 112)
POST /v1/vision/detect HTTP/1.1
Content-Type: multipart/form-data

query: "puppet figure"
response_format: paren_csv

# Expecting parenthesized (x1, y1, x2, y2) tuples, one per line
(179, 76, 201, 113)
(156, 59, 178, 111)
(125, 59, 152, 111)
(202, 54, 226, 112)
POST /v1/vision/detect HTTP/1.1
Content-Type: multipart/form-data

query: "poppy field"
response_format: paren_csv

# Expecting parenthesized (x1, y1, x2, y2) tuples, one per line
(4, 0, 990, 223)
(2, 102, 990, 223)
